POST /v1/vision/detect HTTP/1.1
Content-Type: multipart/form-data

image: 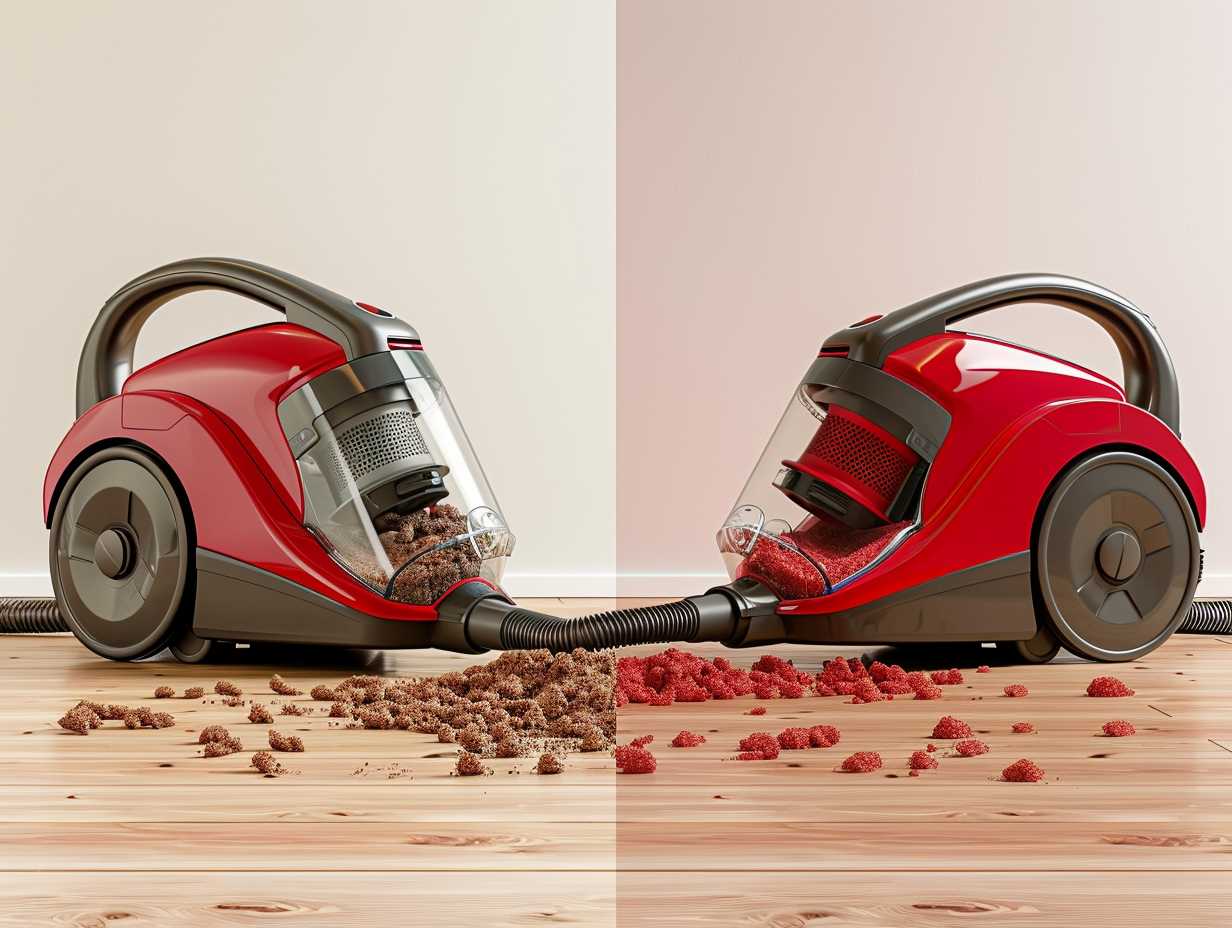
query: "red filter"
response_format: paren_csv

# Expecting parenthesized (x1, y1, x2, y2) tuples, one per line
(782, 405, 917, 522)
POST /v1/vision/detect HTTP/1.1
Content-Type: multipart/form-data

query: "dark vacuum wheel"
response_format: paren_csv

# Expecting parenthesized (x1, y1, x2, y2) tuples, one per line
(49, 446, 194, 661)
(1034, 450, 1200, 662)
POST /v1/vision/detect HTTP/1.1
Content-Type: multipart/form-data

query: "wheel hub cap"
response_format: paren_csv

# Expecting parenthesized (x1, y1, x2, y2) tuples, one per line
(1096, 528, 1142, 583)
(94, 527, 136, 579)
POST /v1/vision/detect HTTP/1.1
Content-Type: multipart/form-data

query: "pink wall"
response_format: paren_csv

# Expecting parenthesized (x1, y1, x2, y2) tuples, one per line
(617, 0, 1232, 593)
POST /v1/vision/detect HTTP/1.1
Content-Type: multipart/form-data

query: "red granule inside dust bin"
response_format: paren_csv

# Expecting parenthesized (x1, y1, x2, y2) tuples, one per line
(615, 743, 657, 774)
(931, 715, 973, 739)
(839, 751, 882, 773)
(1087, 676, 1135, 697)
(671, 730, 706, 748)
(1102, 720, 1136, 737)
(1001, 758, 1045, 782)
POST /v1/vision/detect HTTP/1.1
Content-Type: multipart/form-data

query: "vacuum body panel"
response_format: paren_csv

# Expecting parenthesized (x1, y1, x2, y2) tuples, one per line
(718, 326, 1205, 625)
(120, 322, 346, 518)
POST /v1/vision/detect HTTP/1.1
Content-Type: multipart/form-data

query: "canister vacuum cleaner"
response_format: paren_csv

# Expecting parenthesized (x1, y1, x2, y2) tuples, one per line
(2, 259, 1228, 661)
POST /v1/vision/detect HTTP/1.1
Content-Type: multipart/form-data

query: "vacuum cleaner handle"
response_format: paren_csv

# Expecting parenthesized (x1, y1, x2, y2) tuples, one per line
(825, 273, 1181, 434)
(75, 257, 419, 416)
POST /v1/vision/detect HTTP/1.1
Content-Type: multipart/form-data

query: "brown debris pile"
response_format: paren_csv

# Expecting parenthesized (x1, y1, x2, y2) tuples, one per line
(269, 675, 303, 696)
(324, 648, 615, 760)
(182, 687, 205, 699)
(250, 750, 288, 777)
(199, 725, 242, 757)
(153, 686, 175, 699)
(214, 681, 242, 697)
(268, 729, 305, 753)
(57, 701, 174, 735)
(350, 504, 481, 605)
(248, 704, 274, 724)
(455, 751, 488, 776)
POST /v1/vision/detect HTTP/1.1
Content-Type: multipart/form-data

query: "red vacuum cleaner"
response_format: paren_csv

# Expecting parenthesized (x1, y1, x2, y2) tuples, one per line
(2, 260, 1227, 661)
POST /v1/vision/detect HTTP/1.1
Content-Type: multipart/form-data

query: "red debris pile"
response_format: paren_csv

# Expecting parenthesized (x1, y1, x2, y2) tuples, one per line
(738, 732, 780, 761)
(1001, 758, 1045, 782)
(809, 724, 841, 748)
(1003, 684, 1029, 698)
(976, 665, 991, 673)
(1087, 676, 1135, 697)
(930, 669, 964, 686)
(615, 742, 657, 774)
(746, 706, 767, 716)
(1011, 722, 1035, 734)
(909, 750, 938, 770)
(776, 727, 812, 750)
(1102, 720, 1136, 737)
(671, 730, 706, 748)
(955, 739, 989, 757)
(839, 751, 883, 773)
(931, 715, 973, 739)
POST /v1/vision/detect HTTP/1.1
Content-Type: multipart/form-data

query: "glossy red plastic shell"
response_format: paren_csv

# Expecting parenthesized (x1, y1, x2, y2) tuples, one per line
(43, 323, 452, 622)
(780, 332, 1206, 617)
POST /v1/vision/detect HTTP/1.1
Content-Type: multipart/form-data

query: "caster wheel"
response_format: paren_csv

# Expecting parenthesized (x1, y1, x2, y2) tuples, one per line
(49, 447, 193, 661)
(996, 626, 1060, 664)
(1034, 450, 1199, 662)
(169, 627, 235, 664)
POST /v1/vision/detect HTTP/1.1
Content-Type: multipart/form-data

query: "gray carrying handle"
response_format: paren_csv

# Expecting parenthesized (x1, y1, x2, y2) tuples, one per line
(822, 273, 1181, 434)
(76, 257, 419, 417)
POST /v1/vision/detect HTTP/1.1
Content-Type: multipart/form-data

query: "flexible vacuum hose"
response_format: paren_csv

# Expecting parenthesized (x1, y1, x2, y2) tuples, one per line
(2, 594, 1231, 643)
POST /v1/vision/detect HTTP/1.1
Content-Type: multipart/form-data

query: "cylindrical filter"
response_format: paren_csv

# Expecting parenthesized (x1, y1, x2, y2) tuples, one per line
(777, 404, 917, 526)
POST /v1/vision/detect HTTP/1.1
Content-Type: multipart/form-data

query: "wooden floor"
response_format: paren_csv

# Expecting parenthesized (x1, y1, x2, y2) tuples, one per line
(1, 599, 1230, 925)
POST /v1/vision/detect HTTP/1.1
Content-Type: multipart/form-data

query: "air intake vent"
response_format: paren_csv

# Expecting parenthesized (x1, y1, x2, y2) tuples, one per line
(336, 407, 430, 481)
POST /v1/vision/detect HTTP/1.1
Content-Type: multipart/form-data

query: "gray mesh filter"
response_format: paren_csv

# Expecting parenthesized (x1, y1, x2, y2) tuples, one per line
(335, 406, 431, 484)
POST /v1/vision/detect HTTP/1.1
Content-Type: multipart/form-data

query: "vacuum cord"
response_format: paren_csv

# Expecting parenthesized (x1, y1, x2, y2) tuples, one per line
(2, 595, 1231, 641)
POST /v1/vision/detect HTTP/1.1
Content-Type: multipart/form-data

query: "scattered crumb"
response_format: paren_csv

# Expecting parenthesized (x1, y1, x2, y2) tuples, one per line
(248, 704, 273, 724)
(840, 751, 883, 773)
(1002, 758, 1045, 782)
(955, 739, 989, 757)
(270, 675, 303, 696)
(1087, 676, 1134, 697)
(671, 730, 706, 748)
(268, 729, 304, 753)
(535, 753, 563, 775)
(932, 715, 974, 739)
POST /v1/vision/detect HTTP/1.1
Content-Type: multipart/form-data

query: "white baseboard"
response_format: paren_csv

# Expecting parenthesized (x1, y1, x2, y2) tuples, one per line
(5, 570, 1232, 600)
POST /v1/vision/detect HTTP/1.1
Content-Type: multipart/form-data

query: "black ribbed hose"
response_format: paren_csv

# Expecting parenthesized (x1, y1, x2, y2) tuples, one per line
(0, 598, 69, 633)
(2, 594, 1231, 643)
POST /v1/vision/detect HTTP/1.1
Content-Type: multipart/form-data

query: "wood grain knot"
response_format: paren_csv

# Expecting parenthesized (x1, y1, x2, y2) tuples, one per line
(405, 832, 537, 848)
(913, 901, 1032, 914)
(1102, 833, 1231, 848)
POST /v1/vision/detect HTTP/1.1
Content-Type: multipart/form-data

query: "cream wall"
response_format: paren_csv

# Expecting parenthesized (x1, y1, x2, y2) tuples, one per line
(617, 0, 1232, 594)
(4, 2, 1229, 599)
(0, 1, 615, 596)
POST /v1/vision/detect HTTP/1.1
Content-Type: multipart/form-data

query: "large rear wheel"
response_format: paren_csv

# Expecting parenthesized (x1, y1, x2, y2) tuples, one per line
(1033, 450, 1199, 662)
(50, 446, 193, 661)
